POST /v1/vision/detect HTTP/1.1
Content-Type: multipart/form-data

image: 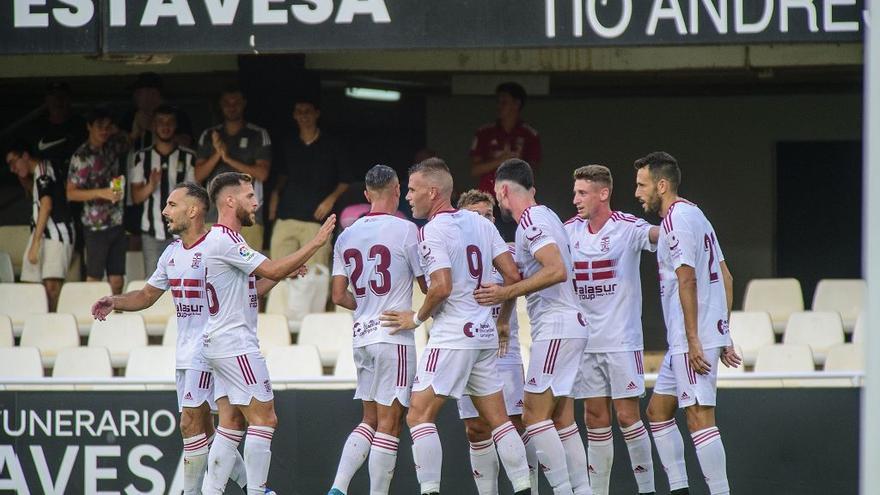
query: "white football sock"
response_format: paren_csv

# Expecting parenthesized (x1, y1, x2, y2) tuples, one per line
(526, 420, 573, 494)
(201, 427, 243, 495)
(331, 422, 375, 493)
(469, 439, 499, 495)
(244, 426, 274, 495)
(650, 419, 688, 491)
(369, 432, 399, 495)
(557, 424, 591, 495)
(691, 427, 729, 495)
(586, 426, 613, 495)
(493, 422, 531, 492)
(410, 423, 442, 494)
(183, 433, 211, 495)
(621, 422, 655, 494)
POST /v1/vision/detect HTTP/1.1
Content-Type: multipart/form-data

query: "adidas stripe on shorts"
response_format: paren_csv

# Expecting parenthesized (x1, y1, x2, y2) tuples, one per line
(653, 347, 723, 408)
(524, 338, 588, 397)
(176, 369, 220, 413)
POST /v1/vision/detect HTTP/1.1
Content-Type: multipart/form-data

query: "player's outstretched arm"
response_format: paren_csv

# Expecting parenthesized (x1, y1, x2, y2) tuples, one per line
(91, 284, 164, 321)
(380, 268, 451, 333)
(331, 275, 357, 311)
(254, 215, 336, 281)
(254, 265, 308, 297)
(474, 243, 566, 306)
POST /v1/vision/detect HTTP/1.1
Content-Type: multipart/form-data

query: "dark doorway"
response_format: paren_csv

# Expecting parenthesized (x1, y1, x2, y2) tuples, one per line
(775, 141, 862, 305)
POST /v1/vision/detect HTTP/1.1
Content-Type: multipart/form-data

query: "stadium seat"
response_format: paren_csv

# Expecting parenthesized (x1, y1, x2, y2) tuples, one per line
(728, 311, 774, 366)
(0, 283, 48, 335)
(0, 347, 43, 378)
(88, 314, 148, 367)
(782, 311, 845, 365)
(125, 251, 146, 283)
(811, 279, 866, 332)
(57, 281, 112, 334)
(53, 347, 113, 378)
(742, 278, 804, 333)
(265, 281, 289, 316)
(0, 225, 32, 276)
(412, 280, 426, 311)
(20, 313, 79, 367)
(0, 315, 12, 347)
(516, 298, 532, 348)
(298, 312, 353, 367)
(754, 344, 815, 387)
(125, 346, 176, 379)
(333, 344, 357, 379)
(125, 280, 175, 336)
(258, 313, 292, 353)
(162, 317, 178, 346)
(0, 251, 14, 283)
(853, 311, 865, 344)
(266, 345, 323, 378)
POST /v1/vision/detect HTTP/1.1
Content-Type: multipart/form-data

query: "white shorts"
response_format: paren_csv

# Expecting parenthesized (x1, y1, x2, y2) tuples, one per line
(208, 353, 274, 406)
(458, 363, 524, 419)
(413, 348, 502, 399)
(20, 235, 73, 282)
(575, 350, 646, 400)
(524, 338, 588, 397)
(654, 348, 723, 408)
(176, 369, 219, 413)
(354, 343, 416, 407)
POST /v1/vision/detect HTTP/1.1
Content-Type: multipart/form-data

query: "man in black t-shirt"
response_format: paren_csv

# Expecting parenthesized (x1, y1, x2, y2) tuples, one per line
(269, 98, 351, 267)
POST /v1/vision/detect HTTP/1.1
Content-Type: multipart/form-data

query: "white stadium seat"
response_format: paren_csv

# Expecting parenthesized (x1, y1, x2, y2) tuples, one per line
(853, 311, 865, 344)
(0, 315, 13, 347)
(264, 281, 289, 317)
(754, 344, 814, 387)
(162, 317, 178, 346)
(0, 347, 43, 378)
(824, 343, 865, 373)
(57, 281, 112, 335)
(333, 344, 357, 379)
(298, 312, 353, 367)
(125, 346, 176, 379)
(258, 313, 292, 353)
(728, 311, 775, 366)
(266, 345, 323, 378)
(88, 314, 148, 367)
(53, 347, 113, 378)
(0, 283, 48, 335)
(126, 280, 175, 336)
(20, 313, 79, 367)
(782, 311, 845, 365)
(0, 251, 14, 283)
(0, 225, 32, 277)
(125, 251, 146, 284)
(742, 278, 804, 334)
(812, 279, 866, 333)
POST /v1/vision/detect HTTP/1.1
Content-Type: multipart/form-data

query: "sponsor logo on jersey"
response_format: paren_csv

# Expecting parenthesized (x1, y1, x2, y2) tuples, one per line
(717, 318, 729, 335)
(463, 322, 475, 338)
(238, 245, 256, 261)
(462, 321, 494, 339)
(576, 312, 587, 327)
(176, 302, 204, 317)
(576, 282, 618, 301)
(353, 319, 380, 338)
(191, 252, 202, 269)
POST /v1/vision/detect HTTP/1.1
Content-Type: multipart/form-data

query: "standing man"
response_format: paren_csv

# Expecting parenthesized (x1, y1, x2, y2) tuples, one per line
(327, 165, 425, 495)
(455, 189, 538, 495)
(634, 152, 740, 495)
(565, 165, 659, 495)
(6, 140, 75, 311)
(26, 82, 86, 184)
(196, 85, 271, 249)
(380, 158, 532, 495)
(475, 158, 591, 495)
(131, 105, 197, 275)
(270, 97, 351, 268)
(469, 82, 541, 196)
(66, 107, 129, 294)
(199, 172, 335, 495)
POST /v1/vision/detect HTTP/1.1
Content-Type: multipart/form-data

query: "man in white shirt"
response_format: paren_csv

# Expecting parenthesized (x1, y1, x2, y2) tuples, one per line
(199, 172, 335, 495)
(380, 158, 532, 495)
(327, 165, 425, 495)
(476, 158, 591, 495)
(565, 165, 659, 495)
(634, 152, 741, 495)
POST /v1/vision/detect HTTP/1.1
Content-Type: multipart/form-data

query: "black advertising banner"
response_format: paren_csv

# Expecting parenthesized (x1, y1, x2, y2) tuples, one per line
(0, 0, 868, 55)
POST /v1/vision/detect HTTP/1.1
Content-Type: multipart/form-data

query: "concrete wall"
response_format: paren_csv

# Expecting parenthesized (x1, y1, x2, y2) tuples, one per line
(426, 92, 861, 347)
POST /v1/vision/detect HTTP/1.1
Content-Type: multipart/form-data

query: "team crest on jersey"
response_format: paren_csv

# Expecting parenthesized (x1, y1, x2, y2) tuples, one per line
(263, 379, 272, 393)
(191, 252, 202, 269)
(238, 245, 256, 261)
(600, 236, 611, 253)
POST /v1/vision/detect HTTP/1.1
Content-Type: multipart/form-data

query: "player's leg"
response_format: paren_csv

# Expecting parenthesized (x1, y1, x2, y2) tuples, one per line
(461, 411, 499, 495)
(683, 347, 728, 495)
(501, 362, 538, 495)
(471, 391, 531, 494)
(553, 398, 590, 495)
(235, 353, 278, 495)
(611, 351, 654, 495)
(330, 401, 377, 494)
(209, 372, 248, 490)
(368, 343, 414, 495)
(177, 368, 213, 495)
(523, 339, 572, 495)
(510, 414, 539, 494)
(202, 396, 248, 495)
(646, 352, 688, 494)
(584, 396, 613, 495)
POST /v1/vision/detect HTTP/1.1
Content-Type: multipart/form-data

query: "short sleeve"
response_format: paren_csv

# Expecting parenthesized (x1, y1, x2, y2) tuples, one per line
(632, 218, 657, 253)
(331, 238, 346, 277)
(217, 237, 268, 275)
(35, 171, 54, 200)
(522, 212, 556, 257)
(184, 152, 196, 182)
(713, 232, 726, 263)
(255, 128, 272, 162)
(404, 224, 424, 277)
(67, 155, 87, 187)
(196, 129, 213, 160)
(146, 245, 173, 290)
(419, 225, 451, 276)
(129, 151, 146, 184)
(665, 216, 697, 270)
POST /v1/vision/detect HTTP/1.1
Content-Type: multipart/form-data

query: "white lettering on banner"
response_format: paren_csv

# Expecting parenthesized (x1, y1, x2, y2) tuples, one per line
(545, 0, 557, 38)
(204, 0, 242, 25)
(31, 445, 78, 495)
(54, 0, 93, 28)
(586, 0, 632, 38)
(735, 0, 773, 33)
(335, 0, 391, 23)
(125, 445, 166, 495)
(1, 409, 177, 438)
(109, 0, 126, 26)
(14, 0, 48, 28)
(690, 0, 727, 34)
(780, 0, 819, 32)
(824, 0, 859, 31)
(140, 0, 196, 26)
(647, 0, 688, 35)
(253, 0, 288, 24)
(0, 446, 30, 494)
(84, 445, 119, 495)
(292, 0, 335, 24)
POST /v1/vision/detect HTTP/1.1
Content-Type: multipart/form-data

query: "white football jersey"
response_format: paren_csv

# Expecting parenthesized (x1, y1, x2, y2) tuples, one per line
(201, 224, 267, 359)
(332, 213, 423, 347)
(657, 200, 731, 354)
(564, 212, 656, 352)
(419, 209, 509, 350)
(147, 233, 212, 371)
(515, 205, 588, 341)
(492, 244, 522, 366)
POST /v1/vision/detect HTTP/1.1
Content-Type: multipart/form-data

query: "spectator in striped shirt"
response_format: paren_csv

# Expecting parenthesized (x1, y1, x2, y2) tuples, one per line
(6, 140, 75, 311)
(131, 105, 197, 276)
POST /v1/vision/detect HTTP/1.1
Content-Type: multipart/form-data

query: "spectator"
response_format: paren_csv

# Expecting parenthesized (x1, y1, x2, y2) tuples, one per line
(66, 107, 130, 295)
(6, 140, 75, 311)
(195, 85, 271, 249)
(25, 82, 86, 185)
(469, 82, 542, 195)
(269, 97, 351, 268)
(130, 105, 197, 275)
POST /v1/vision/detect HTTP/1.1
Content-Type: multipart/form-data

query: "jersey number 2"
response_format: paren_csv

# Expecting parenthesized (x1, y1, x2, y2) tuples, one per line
(344, 245, 392, 297)
(704, 233, 719, 282)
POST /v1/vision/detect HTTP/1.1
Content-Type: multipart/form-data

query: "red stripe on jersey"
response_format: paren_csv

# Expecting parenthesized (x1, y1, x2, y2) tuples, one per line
(183, 279, 203, 287)
(590, 259, 616, 269)
(171, 289, 184, 298)
(169, 278, 182, 287)
(184, 290, 202, 299)
(592, 270, 616, 281)
(573, 261, 590, 269)
(574, 273, 591, 281)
